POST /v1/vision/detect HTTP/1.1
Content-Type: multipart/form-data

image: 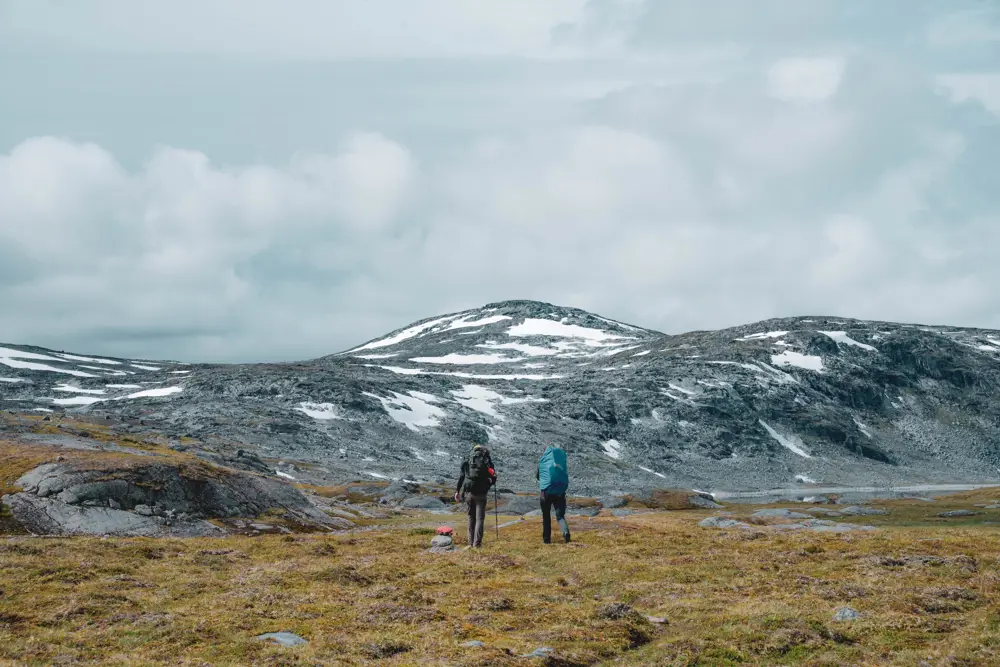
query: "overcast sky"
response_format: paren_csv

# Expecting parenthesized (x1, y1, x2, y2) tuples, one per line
(2, 1, 999, 362)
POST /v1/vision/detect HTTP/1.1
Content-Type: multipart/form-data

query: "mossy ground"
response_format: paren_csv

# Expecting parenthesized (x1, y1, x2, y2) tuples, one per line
(3, 502, 1000, 666)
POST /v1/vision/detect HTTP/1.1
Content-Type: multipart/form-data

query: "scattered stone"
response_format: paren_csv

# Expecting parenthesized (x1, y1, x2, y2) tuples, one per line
(840, 506, 888, 516)
(611, 508, 633, 517)
(499, 495, 541, 516)
(523, 509, 542, 518)
(401, 496, 447, 511)
(134, 504, 154, 517)
(429, 535, 455, 553)
(250, 523, 274, 531)
(938, 510, 979, 518)
(521, 647, 554, 658)
(833, 607, 861, 622)
(751, 509, 813, 519)
(256, 632, 307, 647)
(568, 506, 600, 517)
(699, 516, 745, 529)
(984, 504, 1000, 509)
(646, 616, 668, 625)
(460, 641, 485, 648)
(598, 496, 626, 509)
(804, 508, 843, 517)
(687, 495, 723, 509)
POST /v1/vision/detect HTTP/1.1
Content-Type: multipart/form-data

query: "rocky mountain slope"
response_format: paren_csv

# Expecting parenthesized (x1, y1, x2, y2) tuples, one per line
(3, 300, 1000, 495)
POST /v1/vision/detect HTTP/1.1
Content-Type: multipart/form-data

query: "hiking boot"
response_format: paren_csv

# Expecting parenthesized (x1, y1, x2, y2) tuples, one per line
(562, 532, 571, 543)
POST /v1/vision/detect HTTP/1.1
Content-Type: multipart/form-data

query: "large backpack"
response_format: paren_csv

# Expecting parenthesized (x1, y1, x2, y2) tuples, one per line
(538, 446, 568, 495)
(464, 447, 493, 495)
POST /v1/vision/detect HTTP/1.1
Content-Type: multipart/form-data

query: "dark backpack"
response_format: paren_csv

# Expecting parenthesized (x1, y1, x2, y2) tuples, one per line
(464, 447, 493, 494)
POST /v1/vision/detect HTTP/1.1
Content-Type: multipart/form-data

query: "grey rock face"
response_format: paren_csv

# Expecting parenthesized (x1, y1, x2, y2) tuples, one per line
(833, 607, 861, 622)
(840, 506, 889, 516)
(5, 300, 1000, 495)
(938, 509, 979, 518)
(401, 496, 447, 511)
(687, 495, 723, 509)
(598, 496, 627, 509)
(699, 516, 749, 529)
(257, 632, 307, 647)
(499, 495, 540, 516)
(6, 460, 336, 536)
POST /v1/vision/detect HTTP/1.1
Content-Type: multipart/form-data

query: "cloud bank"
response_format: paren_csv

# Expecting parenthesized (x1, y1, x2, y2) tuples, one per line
(1, 0, 999, 361)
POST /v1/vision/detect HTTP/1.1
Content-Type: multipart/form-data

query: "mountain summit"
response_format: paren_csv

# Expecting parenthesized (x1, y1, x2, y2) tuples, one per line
(3, 301, 1000, 494)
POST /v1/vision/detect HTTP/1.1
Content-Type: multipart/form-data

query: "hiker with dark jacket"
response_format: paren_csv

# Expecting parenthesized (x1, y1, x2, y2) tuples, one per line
(536, 445, 571, 544)
(455, 444, 496, 548)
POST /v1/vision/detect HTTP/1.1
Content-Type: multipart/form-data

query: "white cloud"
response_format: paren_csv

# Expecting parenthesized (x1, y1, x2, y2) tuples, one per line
(2, 1, 1000, 361)
(767, 57, 845, 103)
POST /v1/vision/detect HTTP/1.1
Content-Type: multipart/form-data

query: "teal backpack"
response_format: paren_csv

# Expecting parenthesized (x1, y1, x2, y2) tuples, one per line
(538, 446, 568, 495)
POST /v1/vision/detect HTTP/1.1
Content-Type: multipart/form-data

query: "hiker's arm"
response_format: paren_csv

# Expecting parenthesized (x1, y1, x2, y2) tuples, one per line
(456, 462, 466, 494)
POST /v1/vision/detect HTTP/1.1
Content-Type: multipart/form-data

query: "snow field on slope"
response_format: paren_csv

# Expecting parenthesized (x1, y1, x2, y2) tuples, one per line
(737, 331, 789, 341)
(55, 353, 121, 365)
(53, 384, 106, 395)
(603, 439, 622, 459)
(409, 353, 516, 365)
(295, 402, 343, 420)
(771, 351, 824, 371)
(820, 330, 877, 351)
(443, 314, 512, 331)
(377, 365, 563, 380)
(450, 384, 547, 420)
(130, 364, 162, 371)
(638, 466, 667, 479)
(759, 420, 812, 458)
(0, 346, 98, 378)
(362, 390, 446, 431)
(507, 319, 630, 344)
(346, 312, 468, 353)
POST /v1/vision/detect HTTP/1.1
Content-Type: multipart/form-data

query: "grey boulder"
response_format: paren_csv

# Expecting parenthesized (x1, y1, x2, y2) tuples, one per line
(401, 496, 448, 511)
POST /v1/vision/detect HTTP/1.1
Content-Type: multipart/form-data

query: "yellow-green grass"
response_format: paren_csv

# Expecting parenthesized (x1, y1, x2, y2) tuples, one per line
(3, 509, 1000, 666)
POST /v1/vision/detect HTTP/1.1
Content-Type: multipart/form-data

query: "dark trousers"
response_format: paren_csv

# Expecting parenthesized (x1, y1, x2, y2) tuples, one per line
(541, 491, 570, 543)
(466, 493, 487, 547)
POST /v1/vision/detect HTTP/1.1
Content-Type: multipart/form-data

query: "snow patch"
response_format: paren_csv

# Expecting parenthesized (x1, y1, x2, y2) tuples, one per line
(276, 470, 297, 480)
(354, 353, 398, 360)
(53, 384, 106, 395)
(346, 313, 465, 353)
(771, 351, 824, 371)
(444, 314, 512, 330)
(602, 439, 622, 460)
(477, 341, 558, 357)
(759, 420, 812, 458)
(738, 331, 788, 341)
(795, 474, 817, 484)
(130, 364, 162, 371)
(0, 346, 98, 378)
(638, 466, 666, 479)
(0, 378, 25, 383)
(819, 331, 877, 352)
(52, 395, 104, 406)
(854, 419, 873, 438)
(56, 353, 121, 365)
(632, 350, 651, 357)
(170, 370, 191, 374)
(507, 319, 629, 344)
(105, 384, 142, 389)
(122, 386, 183, 399)
(378, 365, 562, 381)
(410, 353, 515, 365)
(296, 402, 343, 420)
(363, 391, 446, 431)
(451, 384, 546, 420)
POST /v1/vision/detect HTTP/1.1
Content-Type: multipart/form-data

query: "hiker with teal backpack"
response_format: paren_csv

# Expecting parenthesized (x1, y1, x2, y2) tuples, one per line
(536, 445, 571, 544)
(455, 444, 496, 548)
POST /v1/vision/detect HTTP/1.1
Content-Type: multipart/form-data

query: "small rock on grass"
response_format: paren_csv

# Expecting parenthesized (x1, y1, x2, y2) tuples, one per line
(256, 632, 307, 646)
(938, 509, 979, 518)
(460, 641, 485, 648)
(839, 506, 888, 516)
(752, 509, 813, 519)
(522, 647, 554, 658)
(646, 616, 668, 625)
(833, 607, 861, 622)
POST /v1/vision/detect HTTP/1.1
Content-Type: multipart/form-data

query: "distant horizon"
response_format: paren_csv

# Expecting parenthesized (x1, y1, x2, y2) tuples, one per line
(4, 299, 1000, 366)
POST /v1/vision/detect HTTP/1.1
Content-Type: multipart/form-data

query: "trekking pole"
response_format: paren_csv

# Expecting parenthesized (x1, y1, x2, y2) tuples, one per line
(493, 484, 500, 542)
